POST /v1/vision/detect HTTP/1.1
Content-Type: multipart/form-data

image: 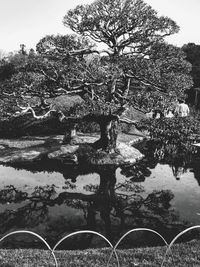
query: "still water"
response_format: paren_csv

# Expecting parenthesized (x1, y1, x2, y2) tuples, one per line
(0, 148, 200, 249)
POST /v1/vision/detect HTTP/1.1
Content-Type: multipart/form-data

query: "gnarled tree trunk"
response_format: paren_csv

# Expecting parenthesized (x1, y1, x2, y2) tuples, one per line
(92, 115, 119, 152)
(62, 123, 77, 144)
(61, 113, 120, 152)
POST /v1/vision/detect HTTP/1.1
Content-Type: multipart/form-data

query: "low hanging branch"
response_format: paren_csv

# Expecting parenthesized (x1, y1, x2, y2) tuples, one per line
(38, 68, 58, 82)
(15, 102, 56, 119)
(126, 73, 168, 94)
(14, 99, 141, 127)
(54, 81, 105, 100)
(121, 77, 131, 99)
(44, 47, 112, 61)
(3, 92, 17, 97)
(119, 117, 138, 125)
(59, 112, 120, 124)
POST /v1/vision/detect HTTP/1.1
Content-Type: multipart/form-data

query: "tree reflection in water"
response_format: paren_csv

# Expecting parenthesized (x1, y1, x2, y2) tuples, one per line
(135, 138, 200, 182)
(0, 159, 192, 250)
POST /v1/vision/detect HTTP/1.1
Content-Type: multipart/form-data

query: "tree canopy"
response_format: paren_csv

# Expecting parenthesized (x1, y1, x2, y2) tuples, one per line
(64, 0, 179, 55)
(182, 43, 200, 105)
(182, 43, 200, 88)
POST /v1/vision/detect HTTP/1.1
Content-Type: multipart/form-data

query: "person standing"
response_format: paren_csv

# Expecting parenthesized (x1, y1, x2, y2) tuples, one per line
(175, 99, 190, 117)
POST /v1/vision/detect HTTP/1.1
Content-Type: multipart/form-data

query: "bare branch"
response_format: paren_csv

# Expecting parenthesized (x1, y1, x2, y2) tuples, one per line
(3, 92, 17, 97)
(98, 50, 113, 56)
(45, 48, 100, 60)
(38, 68, 57, 82)
(15, 102, 56, 119)
(119, 117, 138, 125)
(56, 88, 84, 95)
(57, 111, 66, 122)
(111, 78, 117, 95)
(55, 80, 105, 97)
(126, 73, 168, 94)
(69, 48, 99, 56)
(123, 78, 131, 98)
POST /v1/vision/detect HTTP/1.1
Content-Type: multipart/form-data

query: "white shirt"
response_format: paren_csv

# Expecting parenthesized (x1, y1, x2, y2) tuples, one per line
(177, 103, 190, 117)
(165, 111, 174, 118)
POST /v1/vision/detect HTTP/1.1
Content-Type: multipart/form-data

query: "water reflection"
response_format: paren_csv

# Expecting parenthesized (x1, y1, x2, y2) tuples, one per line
(0, 161, 191, 249)
(135, 138, 200, 181)
(1, 137, 200, 249)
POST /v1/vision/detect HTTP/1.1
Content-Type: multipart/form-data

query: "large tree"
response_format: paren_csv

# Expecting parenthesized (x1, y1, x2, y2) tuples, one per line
(182, 43, 200, 88)
(182, 43, 200, 105)
(1, 0, 192, 151)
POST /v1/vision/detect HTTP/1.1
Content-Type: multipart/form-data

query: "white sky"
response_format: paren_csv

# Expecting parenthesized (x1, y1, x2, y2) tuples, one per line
(0, 0, 199, 53)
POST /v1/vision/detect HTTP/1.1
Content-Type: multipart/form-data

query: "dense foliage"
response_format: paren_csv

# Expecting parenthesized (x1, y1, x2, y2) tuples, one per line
(0, 0, 193, 146)
(182, 43, 200, 105)
(182, 43, 200, 88)
(137, 116, 200, 164)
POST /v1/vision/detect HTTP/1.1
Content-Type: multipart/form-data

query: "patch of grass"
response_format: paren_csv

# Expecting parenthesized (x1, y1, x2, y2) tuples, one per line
(0, 240, 200, 266)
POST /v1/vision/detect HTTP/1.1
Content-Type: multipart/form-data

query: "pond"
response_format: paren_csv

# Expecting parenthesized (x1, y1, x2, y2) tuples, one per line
(0, 141, 200, 250)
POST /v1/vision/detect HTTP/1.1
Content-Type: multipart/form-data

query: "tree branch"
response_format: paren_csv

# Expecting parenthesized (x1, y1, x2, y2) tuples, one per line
(123, 78, 131, 99)
(126, 73, 168, 94)
(119, 117, 138, 125)
(38, 68, 57, 82)
(2, 92, 17, 97)
(15, 102, 56, 119)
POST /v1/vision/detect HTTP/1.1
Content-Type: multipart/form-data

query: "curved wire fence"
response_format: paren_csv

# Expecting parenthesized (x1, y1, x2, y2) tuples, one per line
(0, 227, 200, 266)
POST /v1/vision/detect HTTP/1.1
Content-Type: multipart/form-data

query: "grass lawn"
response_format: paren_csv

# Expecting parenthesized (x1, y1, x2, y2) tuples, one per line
(0, 240, 200, 266)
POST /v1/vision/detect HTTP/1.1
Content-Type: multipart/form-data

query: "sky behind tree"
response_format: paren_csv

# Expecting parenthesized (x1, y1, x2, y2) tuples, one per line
(0, 0, 199, 53)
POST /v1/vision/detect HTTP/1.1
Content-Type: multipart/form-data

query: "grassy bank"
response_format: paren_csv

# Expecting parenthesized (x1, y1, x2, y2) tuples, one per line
(0, 239, 200, 266)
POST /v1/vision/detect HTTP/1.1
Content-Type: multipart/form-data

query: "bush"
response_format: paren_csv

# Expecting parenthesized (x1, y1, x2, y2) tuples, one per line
(137, 116, 200, 164)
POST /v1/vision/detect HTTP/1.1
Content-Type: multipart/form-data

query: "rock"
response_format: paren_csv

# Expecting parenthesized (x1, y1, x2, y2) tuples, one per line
(48, 145, 79, 164)
(60, 154, 78, 164)
(121, 105, 146, 122)
(117, 142, 144, 164)
(47, 140, 144, 166)
(0, 150, 41, 163)
(76, 142, 144, 166)
(0, 133, 145, 166)
(48, 145, 79, 159)
(0, 139, 45, 149)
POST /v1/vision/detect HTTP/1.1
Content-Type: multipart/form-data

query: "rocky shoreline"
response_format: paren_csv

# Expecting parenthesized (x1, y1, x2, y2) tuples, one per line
(0, 133, 145, 167)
